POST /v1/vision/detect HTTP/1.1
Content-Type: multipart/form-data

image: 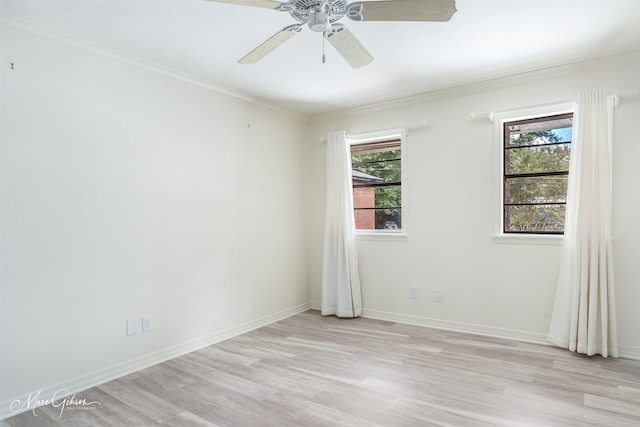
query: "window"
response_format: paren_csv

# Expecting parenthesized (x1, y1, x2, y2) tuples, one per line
(503, 113, 573, 234)
(350, 132, 404, 234)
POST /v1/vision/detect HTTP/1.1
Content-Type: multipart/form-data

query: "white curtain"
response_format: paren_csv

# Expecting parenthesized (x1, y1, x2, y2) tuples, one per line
(321, 130, 362, 318)
(547, 90, 618, 357)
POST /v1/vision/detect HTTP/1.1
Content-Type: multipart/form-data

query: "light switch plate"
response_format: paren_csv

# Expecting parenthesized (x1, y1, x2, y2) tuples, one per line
(141, 315, 152, 333)
(126, 319, 137, 336)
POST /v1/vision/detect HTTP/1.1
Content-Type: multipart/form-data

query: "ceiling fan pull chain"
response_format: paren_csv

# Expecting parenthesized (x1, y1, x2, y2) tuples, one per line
(322, 34, 326, 64)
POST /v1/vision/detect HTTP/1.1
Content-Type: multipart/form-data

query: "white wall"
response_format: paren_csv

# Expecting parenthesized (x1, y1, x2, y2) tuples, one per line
(0, 23, 309, 415)
(306, 51, 640, 357)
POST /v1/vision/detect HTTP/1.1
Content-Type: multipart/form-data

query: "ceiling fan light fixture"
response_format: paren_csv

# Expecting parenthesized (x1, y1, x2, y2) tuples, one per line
(308, 9, 331, 32)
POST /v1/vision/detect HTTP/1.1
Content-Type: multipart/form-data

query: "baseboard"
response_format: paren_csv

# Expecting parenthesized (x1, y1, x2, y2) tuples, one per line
(314, 302, 640, 360)
(361, 308, 549, 345)
(312, 301, 548, 344)
(619, 345, 640, 360)
(0, 302, 311, 421)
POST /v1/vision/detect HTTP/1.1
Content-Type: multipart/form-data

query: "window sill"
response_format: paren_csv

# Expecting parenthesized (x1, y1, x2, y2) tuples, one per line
(492, 234, 563, 246)
(356, 231, 408, 242)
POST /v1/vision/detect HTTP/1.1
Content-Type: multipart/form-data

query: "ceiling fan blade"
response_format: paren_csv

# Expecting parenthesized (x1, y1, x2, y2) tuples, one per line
(347, 0, 457, 22)
(238, 25, 301, 64)
(204, 0, 282, 10)
(325, 25, 373, 68)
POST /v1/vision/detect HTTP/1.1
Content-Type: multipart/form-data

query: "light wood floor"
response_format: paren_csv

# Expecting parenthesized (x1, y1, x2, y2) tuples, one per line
(5, 310, 640, 426)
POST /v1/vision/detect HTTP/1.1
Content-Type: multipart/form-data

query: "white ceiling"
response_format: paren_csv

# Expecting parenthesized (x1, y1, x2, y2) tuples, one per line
(2, 0, 640, 115)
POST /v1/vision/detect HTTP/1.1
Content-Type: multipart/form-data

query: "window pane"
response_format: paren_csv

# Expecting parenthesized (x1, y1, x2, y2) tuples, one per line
(505, 143, 570, 175)
(373, 185, 401, 208)
(507, 114, 573, 148)
(353, 159, 400, 184)
(351, 141, 400, 155)
(353, 185, 401, 230)
(504, 204, 566, 233)
(354, 208, 402, 230)
(508, 126, 573, 148)
(505, 176, 568, 204)
(352, 150, 401, 185)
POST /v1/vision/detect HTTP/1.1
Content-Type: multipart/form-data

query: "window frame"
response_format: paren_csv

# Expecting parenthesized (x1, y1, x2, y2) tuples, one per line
(493, 102, 575, 245)
(350, 128, 407, 241)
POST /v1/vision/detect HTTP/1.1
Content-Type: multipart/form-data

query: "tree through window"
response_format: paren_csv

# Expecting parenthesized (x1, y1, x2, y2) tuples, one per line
(503, 113, 573, 234)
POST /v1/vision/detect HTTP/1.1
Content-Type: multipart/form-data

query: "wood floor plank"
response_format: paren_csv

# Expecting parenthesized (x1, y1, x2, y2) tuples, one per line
(5, 310, 640, 426)
(97, 376, 184, 423)
(80, 388, 158, 426)
(163, 411, 220, 427)
(584, 393, 640, 418)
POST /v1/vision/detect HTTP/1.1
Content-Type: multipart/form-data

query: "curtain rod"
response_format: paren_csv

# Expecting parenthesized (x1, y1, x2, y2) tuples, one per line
(318, 121, 427, 142)
(612, 88, 640, 107)
(469, 88, 639, 123)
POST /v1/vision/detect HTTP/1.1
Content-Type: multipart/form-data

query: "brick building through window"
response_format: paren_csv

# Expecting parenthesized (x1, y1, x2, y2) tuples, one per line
(352, 170, 383, 229)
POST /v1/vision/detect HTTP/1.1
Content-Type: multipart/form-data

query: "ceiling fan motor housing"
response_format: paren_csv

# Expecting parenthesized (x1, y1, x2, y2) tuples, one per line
(308, 9, 331, 32)
(287, 0, 348, 24)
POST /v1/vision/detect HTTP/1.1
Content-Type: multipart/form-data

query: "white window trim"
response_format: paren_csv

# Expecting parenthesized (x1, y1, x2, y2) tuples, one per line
(350, 128, 408, 241)
(493, 102, 575, 245)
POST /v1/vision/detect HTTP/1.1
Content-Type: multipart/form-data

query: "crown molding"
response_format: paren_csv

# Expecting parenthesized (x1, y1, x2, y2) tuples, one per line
(312, 48, 640, 120)
(0, 13, 305, 120)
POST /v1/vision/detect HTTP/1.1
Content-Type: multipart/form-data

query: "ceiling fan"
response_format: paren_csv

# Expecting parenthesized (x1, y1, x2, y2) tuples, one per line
(206, 0, 457, 68)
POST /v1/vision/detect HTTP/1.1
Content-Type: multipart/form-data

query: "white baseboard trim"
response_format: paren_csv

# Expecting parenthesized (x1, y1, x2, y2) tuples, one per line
(362, 308, 640, 360)
(0, 302, 311, 421)
(311, 301, 548, 344)
(361, 308, 549, 345)
(312, 302, 640, 360)
(619, 345, 640, 361)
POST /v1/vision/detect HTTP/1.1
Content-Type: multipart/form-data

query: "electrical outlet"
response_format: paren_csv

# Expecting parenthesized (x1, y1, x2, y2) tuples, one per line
(435, 289, 444, 303)
(126, 319, 137, 336)
(408, 287, 417, 299)
(141, 315, 153, 333)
